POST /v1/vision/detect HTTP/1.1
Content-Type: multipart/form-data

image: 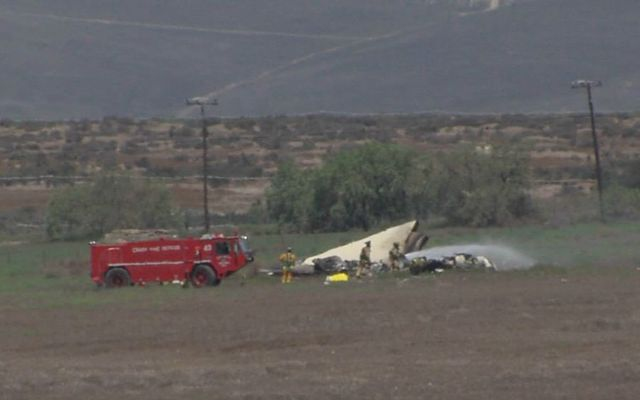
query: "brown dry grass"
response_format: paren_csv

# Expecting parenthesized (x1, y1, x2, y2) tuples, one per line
(1, 114, 639, 215)
(1, 269, 639, 399)
(0, 185, 51, 211)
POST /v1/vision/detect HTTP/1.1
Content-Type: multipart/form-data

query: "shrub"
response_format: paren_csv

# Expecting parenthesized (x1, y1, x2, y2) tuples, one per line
(267, 143, 415, 231)
(266, 143, 534, 231)
(425, 146, 533, 226)
(46, 175, 178, 240)
(604, 185, 640, 219)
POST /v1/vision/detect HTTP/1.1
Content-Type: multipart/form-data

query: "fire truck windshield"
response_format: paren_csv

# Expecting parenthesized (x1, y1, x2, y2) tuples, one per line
(239, 236, 254, 261)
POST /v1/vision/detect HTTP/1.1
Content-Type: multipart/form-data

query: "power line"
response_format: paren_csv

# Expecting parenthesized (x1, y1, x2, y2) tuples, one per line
(0, 175, 269, 183)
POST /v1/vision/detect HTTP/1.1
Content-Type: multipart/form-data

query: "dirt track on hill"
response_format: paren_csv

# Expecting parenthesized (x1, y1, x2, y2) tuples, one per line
(2, 271, 640, 399)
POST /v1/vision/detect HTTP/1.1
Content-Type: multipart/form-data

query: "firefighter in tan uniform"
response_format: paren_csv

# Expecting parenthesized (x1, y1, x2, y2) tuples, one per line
(279, 247, 296, 284)
(356, 241, 371, 279)
(389, 242, 403, 272)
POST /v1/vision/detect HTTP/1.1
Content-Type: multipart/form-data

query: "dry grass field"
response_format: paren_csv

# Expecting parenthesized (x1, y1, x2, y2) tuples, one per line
(2, 223, 640, 399)
(1, 113, 639, 398)
(2, 269, 640, 400)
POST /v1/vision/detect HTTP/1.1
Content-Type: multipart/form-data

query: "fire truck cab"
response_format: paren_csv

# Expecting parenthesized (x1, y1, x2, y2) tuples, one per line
(90, 235, 253, 288)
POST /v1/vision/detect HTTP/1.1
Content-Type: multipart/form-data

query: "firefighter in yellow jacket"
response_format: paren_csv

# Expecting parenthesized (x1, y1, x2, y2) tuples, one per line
(356, 241, 371, 279)
(389, 242, 403, 272)
(279, 247, 296, 284)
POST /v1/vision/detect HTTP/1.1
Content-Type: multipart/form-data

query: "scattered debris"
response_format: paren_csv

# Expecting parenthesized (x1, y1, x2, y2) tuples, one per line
(302, 220, 429, 266)
(408, 257, 450, 275)
(261, 225, 535, 281)
(370, 261, 389, 274)
(259, 220, 430, 278)
(450, 253, 496, 270)
(407, 244, 535, 271)
(409, 253, 496, 275)
(259, 262, 314, 276)
(312, 256, 357, 274)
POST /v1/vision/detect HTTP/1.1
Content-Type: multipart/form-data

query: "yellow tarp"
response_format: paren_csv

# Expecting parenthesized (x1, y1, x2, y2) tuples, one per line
(325, 272, 349, 283)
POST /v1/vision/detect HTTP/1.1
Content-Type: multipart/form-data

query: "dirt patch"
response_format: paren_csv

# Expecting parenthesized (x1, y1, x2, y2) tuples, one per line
(42, 259, 87, 278)
(169, 180, 269, 213)
(1, 270, 640, 399)
(0, 184, 51, 211)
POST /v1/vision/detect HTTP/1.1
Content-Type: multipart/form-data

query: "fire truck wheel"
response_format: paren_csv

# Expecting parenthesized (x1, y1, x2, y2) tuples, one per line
(104, 268, 131, 288)
(191, 264, 219, 287)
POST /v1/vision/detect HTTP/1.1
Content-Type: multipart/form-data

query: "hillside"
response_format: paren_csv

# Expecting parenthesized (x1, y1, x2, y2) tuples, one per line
(1, 113, 639, 219)
(0, 0, 639, 119)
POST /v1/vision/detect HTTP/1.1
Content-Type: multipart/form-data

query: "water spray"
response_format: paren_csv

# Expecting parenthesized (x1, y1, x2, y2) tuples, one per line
(406, 244, 536, 271)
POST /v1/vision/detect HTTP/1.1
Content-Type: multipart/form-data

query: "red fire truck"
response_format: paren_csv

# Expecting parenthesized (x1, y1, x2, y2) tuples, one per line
(90, 235, 253, 288)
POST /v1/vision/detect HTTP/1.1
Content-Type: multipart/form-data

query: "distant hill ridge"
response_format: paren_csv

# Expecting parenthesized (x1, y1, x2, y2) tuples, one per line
(0, 0, 637, 119)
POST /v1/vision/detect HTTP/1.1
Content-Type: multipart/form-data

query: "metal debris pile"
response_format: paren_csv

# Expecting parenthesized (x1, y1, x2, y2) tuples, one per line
(301, 220, 429, 266)
(311, 256, 387, 274)
(408, 253, 496, 275)
(407, 244, 536, 272)
(262, 221, 535, 279)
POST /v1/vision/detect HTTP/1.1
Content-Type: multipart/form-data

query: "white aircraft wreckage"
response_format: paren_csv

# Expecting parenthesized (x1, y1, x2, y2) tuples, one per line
(261, 220, 429, 276)
(303, 220, 429, 268)
(406, 253, 496, 275)
(262, 221, 535, 277)
(406, 244, 536, 274)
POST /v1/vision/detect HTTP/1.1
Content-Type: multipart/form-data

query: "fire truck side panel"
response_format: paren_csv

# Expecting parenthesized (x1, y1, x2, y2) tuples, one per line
(90, 236, 251, 286)
(125, 239, 190, 283)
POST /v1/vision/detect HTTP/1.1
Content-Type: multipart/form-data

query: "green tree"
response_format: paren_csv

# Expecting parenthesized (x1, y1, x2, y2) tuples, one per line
(46, 175, 177, 240)
(267, 143, 414, 231)
(313, 143, 413, 230)
(426, 146, 532, 226)
(266, 143, 533, 232)
(265, 160, 312, 231)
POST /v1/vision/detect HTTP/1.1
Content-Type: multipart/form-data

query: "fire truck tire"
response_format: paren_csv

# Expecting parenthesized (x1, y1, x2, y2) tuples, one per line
(104, 268, 131, 288)
(191, 264, 219, 287)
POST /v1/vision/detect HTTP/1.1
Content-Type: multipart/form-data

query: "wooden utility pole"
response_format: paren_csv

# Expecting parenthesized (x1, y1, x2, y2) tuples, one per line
(186, 97, 218, 232)
(571, 80, 604, 222)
